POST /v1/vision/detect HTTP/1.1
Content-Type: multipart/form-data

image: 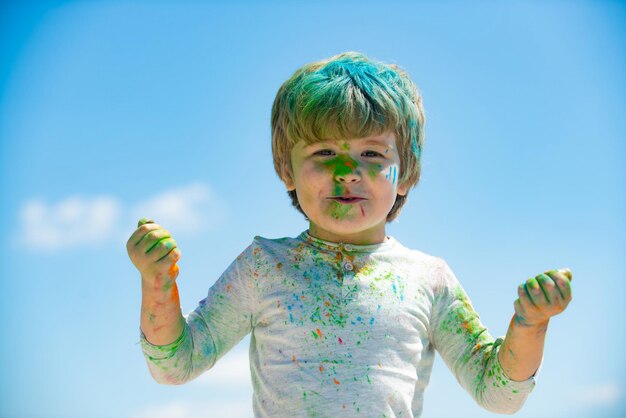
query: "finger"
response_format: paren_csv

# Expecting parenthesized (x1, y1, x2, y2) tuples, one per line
(127, 222, 162, 248)
(518, 284, 537, 313)
(544, 270, 568, 300)
(524, 277, 544, 306)
(555, 271, 573, 302)
(156, 246, 181, 265)
(137, 218, 155, 228)
(145, 236, 177, 261)
(137, 228, 171, 253)
(536, 273, 558, 304)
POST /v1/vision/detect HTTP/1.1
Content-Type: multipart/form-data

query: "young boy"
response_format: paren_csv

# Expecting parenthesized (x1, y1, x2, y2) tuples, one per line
(127, 52, 572, 417)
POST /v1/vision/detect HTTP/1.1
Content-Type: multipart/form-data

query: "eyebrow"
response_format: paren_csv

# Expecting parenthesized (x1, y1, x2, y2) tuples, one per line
(362, 139, 390, 146)
(360, 139, 395, 149)
(303, 138, 393, 150)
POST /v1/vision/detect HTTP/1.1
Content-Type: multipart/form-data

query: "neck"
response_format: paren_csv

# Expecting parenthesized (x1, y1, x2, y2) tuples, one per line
(308, 223, 387, 245)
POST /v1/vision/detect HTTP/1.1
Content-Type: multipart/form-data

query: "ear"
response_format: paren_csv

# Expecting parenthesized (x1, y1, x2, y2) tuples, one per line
(397, 180, 410, 196)
(281, 163, 296, 191)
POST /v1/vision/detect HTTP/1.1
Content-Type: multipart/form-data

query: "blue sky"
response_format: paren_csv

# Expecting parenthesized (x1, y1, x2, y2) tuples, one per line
(1, 1, 624, 417)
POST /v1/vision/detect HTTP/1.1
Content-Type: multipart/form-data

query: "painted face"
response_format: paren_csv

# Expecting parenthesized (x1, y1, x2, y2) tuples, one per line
(284, 132, 408, 245)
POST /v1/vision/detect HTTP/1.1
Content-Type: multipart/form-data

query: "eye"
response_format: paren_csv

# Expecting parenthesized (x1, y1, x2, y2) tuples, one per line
(313, 149, 335, 157)
(362, 150, 384, 158)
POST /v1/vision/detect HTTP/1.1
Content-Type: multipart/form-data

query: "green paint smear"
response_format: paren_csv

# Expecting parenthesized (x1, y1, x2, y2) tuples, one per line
(367, 163, 383, 180)
(162, 280, 173, 293)
(329, 200, 353, 220)
(323, 154, 359, 178)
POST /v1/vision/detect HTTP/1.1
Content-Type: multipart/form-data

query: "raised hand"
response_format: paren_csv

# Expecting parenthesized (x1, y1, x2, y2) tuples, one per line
(514, 268, 572, 327)
(126, 218, 181, 282)
(128, 218, 185, 345)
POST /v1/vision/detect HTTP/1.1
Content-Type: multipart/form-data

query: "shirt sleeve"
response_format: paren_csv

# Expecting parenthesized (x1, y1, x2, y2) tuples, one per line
(429, 257, 537, 414)
(139, 241, 258, 385)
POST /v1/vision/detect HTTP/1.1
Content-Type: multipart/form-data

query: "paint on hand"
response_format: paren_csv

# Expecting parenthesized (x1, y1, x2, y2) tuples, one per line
(168, 262, 179, 279)
(137, 218, 155, 227)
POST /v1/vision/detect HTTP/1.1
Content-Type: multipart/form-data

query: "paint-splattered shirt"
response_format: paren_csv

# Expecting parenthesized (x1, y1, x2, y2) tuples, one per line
(140, 231, 537, 417)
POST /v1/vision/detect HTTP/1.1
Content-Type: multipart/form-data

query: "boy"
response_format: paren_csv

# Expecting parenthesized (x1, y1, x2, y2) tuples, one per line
(127, 52, 572, 417)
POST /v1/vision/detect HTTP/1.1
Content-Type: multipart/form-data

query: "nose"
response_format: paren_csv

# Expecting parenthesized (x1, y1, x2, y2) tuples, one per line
(334, 159, 361, 183)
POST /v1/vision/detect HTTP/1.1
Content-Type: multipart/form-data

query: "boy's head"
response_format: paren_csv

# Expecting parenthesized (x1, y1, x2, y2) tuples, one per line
(271, 51, 425, 223)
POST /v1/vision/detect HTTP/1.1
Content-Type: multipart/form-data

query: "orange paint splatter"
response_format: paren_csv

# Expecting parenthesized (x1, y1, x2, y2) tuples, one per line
(226, 284, 232, 292)
(170, 282, 180, 303)
(316, 328, 323, 338)
(333, 378, 341, 385)
(325, 312, 330, 317)
(168, 263, 179, 279)
(461, 321, 474, 333)
(319, 366, 324, 372)
(324, 301, 331, 307)
(300, 295, 306, 300)
(291, 355, 300, 367)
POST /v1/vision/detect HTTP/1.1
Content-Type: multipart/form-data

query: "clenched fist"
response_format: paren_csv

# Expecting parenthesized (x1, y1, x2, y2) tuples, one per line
(126, 218, 181, 282)
(514, 268, 573, 327)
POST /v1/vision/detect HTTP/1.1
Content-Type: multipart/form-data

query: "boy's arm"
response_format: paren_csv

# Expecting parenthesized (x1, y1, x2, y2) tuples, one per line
(498, 269, 573, 381)
(127, 219, 184, 346)
(430, 259, 541, 414)
(128, 219, 258, 385)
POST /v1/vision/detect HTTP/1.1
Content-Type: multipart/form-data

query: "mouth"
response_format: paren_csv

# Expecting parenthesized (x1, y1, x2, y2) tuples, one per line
(328, 196, 366, 204)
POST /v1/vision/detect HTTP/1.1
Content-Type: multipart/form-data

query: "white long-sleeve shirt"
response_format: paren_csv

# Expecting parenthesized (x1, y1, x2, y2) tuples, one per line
(140, 231, 537, 417)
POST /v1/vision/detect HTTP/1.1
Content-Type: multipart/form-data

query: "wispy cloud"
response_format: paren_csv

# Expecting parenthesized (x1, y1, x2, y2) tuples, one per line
(17, 182, 226, 251)
(575, 381, 623, 406)
(128, 182, 225, 235)
(19, 195, 121, 250)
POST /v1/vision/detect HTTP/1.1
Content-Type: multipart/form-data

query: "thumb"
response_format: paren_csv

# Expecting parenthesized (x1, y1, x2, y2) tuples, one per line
(137, 218, 155, 228)
(558, 268, 573, 282)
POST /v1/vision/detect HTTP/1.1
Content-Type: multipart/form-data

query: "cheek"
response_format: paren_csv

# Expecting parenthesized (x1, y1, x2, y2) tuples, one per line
(367, 163, 384, 180)
(295, 168, 324, 198)
(384, 164, 399, 186)
(366, 163, 399, 186)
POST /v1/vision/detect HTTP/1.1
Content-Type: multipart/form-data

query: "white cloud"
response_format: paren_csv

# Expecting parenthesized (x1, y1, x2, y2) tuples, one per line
(128, 182, 226, 235)
(17, 182, 226, 250)
(193, 349, 251, 387)
(575, 381, 623, 406)
(131, 400, 252, 418)
(19, 195, 120, 250)
(130, 350, 253, 418)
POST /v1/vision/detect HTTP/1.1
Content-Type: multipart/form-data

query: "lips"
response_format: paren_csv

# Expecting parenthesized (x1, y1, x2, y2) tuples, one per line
(328, 196, 366, 204)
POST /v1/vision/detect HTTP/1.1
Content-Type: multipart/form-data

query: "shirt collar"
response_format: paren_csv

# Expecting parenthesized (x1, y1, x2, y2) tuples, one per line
(298, 230, 396, 254)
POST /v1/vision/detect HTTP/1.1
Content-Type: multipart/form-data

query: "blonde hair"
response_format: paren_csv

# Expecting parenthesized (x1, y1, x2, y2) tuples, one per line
(271, 51, 425, 221)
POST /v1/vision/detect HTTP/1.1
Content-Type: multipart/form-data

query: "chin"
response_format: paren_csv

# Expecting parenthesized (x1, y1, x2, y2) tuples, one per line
(318, 218, 377, 235)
